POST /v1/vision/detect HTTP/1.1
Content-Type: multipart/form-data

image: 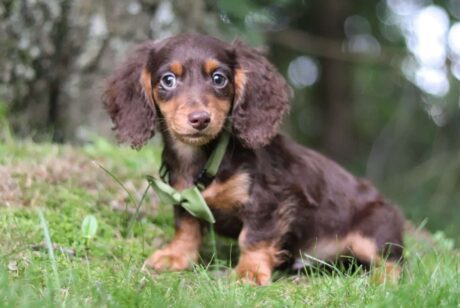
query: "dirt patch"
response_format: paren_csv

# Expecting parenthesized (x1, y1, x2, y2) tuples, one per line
(0, 147, 157, 214)
(0, 166, 22, 207)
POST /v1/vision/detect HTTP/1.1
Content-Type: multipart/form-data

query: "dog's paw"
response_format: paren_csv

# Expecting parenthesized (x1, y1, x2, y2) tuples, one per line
(144, 247, 195, 271)
(371, 262, 402, 284)
(235, 265, 271, 286)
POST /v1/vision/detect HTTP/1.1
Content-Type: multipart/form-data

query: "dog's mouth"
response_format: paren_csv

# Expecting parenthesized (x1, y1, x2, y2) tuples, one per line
(175, 132, 213, 146)
(169, 117, 226, 146)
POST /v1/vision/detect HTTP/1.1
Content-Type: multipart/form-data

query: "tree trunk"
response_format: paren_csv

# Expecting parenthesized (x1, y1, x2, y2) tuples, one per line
(311, 0, 353, 162)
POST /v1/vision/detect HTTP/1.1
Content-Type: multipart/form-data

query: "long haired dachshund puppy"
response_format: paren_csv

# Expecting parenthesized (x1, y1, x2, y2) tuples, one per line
(103, 34, 404, 285)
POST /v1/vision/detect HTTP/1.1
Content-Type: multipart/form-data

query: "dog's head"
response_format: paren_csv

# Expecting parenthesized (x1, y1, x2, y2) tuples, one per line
(103, 34, 289, 149)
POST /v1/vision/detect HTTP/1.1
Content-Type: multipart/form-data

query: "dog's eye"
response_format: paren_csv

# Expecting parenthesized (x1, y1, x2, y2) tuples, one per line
(212, 72, 228, 88)
(160, 73, 177, 90)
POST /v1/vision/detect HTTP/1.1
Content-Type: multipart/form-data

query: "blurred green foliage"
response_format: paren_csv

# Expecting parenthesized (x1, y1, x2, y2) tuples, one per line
(0, 102, 6, 121)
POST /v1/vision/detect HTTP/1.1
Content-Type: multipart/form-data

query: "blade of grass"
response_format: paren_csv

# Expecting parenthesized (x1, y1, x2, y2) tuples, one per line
(126, 185, 150, 238)
(300, 253, 343, 276)
(94, 161, 151, 238)
(37, 209, 61, 292)
(93, 161, 137, 207)
(209, 225, 220, 269)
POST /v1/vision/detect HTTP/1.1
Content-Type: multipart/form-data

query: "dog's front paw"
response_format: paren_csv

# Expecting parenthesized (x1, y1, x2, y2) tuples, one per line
(144, 247, 197, 271)
(235, 264, 272, 286)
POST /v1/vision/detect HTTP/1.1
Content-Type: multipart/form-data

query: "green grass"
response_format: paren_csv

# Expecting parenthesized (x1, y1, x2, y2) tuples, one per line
(0, 137, 459, 307)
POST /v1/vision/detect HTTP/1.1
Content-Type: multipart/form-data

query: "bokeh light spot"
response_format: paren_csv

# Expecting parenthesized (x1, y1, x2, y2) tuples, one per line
(448, 23, 460, 57)
(415, 67, 450, 97)
(287, 56, 320, 89)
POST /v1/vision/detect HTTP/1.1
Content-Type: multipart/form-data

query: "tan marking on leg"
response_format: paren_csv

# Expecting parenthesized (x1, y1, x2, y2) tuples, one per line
(384, 262, 402, 282)
(202, 172, 251, 211)
(144, 216, 201, 271)
(298, 233, 402, 283)
(345, 232, 379, 264)
(203, 59, 220, 75)
(305, 238, 348, 262)
(238, 227, 248, 250)
(345, 232, 402, 284)
(371, 261, 402, 284)
(170, 61, 183, 76)
(300, 233, 378, 264)
(235, 243, 279, 286)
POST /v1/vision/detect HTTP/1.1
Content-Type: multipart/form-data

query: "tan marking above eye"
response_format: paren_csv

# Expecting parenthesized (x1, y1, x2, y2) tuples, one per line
(170, 61, 183, 76)
(203, 59, 221, 75)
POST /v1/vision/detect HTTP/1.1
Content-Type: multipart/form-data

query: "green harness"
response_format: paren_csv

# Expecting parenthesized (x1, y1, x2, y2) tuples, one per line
(146, 130, 231, 224)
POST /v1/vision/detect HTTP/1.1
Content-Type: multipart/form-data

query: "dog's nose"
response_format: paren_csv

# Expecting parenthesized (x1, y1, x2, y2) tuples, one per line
(188, 111, 211, 130)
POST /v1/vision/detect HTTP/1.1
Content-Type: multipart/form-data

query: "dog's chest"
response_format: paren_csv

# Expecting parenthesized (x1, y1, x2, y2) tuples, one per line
(201, 172, 251, 211)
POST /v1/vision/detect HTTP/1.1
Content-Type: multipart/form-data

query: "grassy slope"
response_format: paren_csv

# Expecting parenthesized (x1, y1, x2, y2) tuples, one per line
(0, 138, 459, 307)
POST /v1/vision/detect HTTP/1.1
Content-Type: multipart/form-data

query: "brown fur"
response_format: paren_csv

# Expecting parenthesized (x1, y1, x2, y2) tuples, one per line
(202, 171, 251, 211)
(231, 41, 290, 148)
(103, 42, 157, 149)
(103, 34, 405, 285)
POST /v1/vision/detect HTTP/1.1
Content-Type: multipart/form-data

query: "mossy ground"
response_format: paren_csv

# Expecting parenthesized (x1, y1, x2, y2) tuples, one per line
(0, 138, 459, 307)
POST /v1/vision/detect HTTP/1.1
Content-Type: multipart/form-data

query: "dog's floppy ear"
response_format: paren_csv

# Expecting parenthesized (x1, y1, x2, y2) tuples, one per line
(103, 41, 157, 149)
(231, 41, 290, 149)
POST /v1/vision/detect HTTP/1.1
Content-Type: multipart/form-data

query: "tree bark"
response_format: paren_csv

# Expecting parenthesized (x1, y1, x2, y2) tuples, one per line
(311, 0, 353, 162)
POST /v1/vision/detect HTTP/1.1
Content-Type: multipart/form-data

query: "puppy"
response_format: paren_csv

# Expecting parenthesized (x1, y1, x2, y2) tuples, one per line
(103, 34, 404, 285)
